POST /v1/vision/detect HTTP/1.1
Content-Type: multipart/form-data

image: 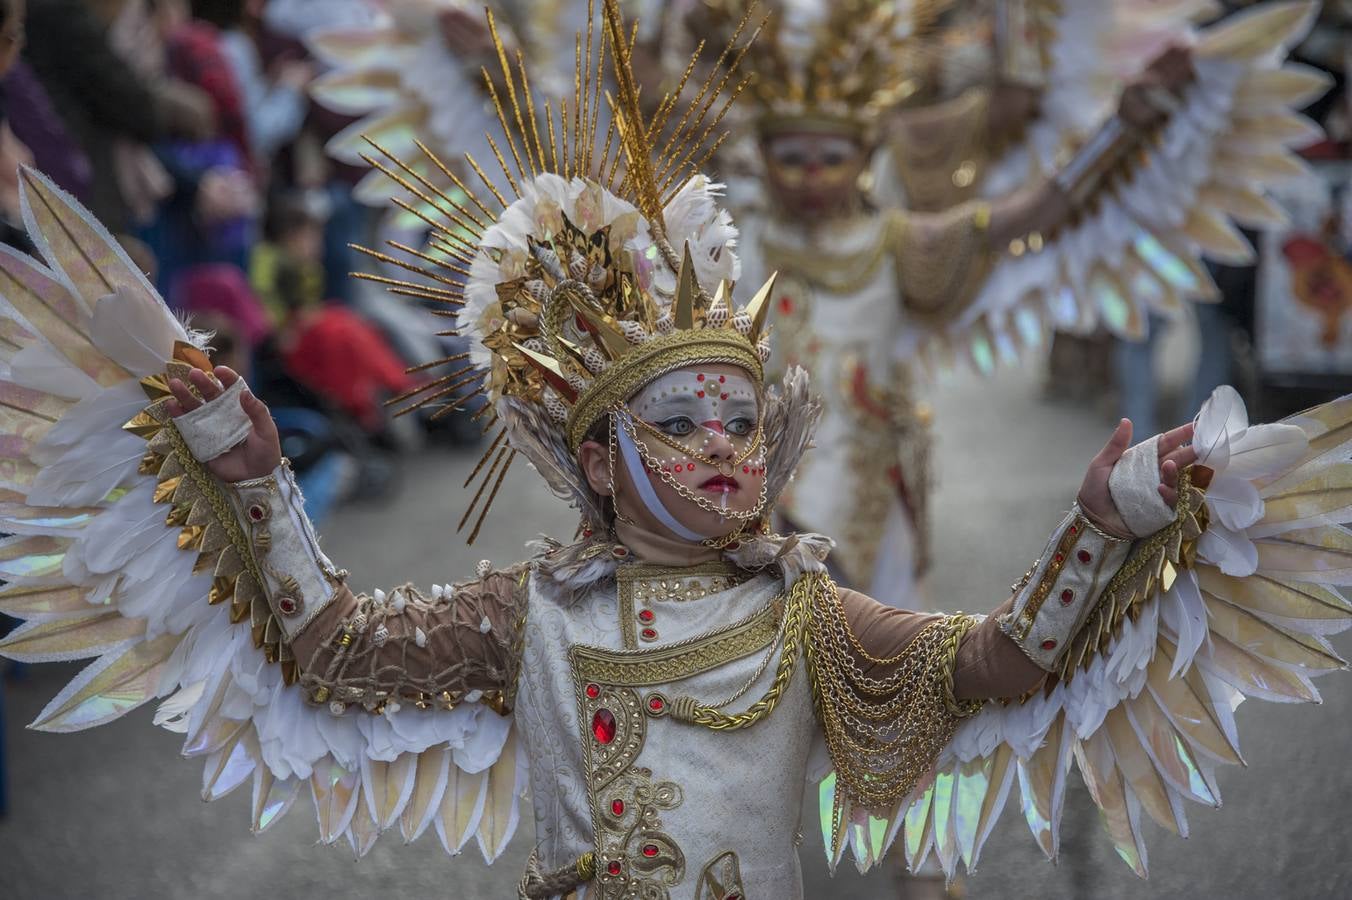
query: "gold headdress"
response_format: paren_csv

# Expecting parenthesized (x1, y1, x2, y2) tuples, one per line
(356, 0, 789, 540)
(697, 0, 951, 137)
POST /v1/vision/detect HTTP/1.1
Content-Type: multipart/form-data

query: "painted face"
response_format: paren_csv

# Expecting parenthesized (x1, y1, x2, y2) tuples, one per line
(761, 132, 869, 219)
(611, 363, 768, 540)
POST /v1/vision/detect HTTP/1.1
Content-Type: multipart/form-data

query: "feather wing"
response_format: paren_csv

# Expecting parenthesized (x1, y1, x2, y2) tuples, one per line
(918, 2, 1326, 375)
(821, 384, 1352, 879)
(0, 170, 526, 861)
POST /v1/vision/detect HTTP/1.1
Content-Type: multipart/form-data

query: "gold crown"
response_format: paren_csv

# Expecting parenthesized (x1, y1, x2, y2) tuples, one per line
(696, 0, 951, 135)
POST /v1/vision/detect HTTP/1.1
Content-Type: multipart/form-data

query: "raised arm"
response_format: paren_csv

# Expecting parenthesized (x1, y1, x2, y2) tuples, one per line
(165, 364, 526, 712)
(834, 417, 1198, 700)
(893, 45, 1196, 325)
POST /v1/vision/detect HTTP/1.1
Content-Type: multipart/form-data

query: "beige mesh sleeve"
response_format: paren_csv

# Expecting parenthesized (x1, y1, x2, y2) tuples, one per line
(288, 566, 531, 715)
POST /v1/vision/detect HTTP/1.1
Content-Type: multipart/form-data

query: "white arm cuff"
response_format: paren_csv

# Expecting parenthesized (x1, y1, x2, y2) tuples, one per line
(226, 461, 341, 641)
(175, 378, 253, 462)
(998, 505, 1133, 671)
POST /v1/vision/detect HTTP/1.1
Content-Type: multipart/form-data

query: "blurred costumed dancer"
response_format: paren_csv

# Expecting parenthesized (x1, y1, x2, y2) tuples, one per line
(4, 3, 1352, 899)
(690, 0, 1328, 610)
(304, 0, 678, 234)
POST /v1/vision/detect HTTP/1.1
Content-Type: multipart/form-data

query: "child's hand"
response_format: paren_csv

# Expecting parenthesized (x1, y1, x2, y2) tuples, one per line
(1076, 419, 1197, 538)
(167, 366, 282, 483)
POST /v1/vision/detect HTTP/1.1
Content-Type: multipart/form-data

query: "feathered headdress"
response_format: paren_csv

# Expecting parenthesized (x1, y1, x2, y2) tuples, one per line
(356, 0, 803, 541)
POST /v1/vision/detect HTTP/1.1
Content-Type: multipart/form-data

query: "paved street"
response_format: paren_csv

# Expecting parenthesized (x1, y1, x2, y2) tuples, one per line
(4, 364, 1352, 899)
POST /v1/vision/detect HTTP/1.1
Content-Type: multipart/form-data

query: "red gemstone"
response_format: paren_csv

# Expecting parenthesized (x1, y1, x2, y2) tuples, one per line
(592, 708, 617, 744)
(277, 596, 298, 616)
(611, 799, 625, 816)
(612, 546, 629, 558)
(1053, 552, 1065, 564)
(1060, 589, 1074, 606)
(1077, 549, 1092, 564)
(719, 375, 726, 383)
(641, 627, 657, 640)
(648, 696, 664, 712)
(697, 374, 705, 381)
(638, 609, 654, 623)
(1069, 524, 1078, 535)
(778, 296, 793, 314)
(697, 390, 705, 398)
(585, 683, 600, 699)
(1041, 639, 1057, 651)
(642, 844, 659, 857)
(743, 465, 750, 474)
(248, 504, 266, 521)
(606, 860, 622, 876)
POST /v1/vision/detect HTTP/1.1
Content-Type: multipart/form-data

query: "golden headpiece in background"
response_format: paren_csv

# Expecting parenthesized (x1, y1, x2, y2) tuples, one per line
(697, 0, 953, 137)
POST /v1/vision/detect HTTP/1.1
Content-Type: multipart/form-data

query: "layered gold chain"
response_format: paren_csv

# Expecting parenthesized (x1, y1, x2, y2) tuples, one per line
(803, 577, 983, 852)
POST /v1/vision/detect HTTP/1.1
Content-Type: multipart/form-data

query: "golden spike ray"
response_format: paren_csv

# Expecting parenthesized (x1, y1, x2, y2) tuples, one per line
(674, 244, 698, 329)
(743, 271, 779, 340)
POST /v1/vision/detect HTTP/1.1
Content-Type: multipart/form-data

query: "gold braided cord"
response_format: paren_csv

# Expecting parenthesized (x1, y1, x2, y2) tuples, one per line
(565, 329, 764, 451)
(804, 577, 982, 848)
(668, 572, 818, 731)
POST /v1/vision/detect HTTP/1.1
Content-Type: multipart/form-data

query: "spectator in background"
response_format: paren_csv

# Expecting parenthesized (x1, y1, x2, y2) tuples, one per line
(24, 0, 216, 235)
(0, 0, 32, 240)
(251, 194, 418, 435)
(192, 0, 313, 171)
(141, 0, 261, 289)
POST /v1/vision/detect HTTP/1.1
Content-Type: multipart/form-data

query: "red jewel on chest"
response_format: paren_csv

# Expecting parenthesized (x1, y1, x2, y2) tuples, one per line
(697, 390, 705, 398)
(1077, 549, 1093, 564)
(642, 844, 659, 858)
(611, 799, 625, 816)
(1060, 589, 1074, 606)
(640, 627, 657, 641)
(648, 696, 665, 713)
(606, 860, 622, 876)
(592, 708, 617, 744)
(585, 683, 600, 699)
(638, 609, 654, 623)
(1042, 639, 1057, 651)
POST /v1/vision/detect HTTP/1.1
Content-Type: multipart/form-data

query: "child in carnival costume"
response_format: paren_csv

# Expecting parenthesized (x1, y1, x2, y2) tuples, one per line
(2, 2, 1350, 897)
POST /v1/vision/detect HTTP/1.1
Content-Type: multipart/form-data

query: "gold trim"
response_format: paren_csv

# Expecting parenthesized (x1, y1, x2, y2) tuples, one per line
(1013, 517, 1088, 640)
(574, 597, 782, 687)
(566, 329, 764, 452)
(616, 563, 749, 649)
(695, 850, 746, 900)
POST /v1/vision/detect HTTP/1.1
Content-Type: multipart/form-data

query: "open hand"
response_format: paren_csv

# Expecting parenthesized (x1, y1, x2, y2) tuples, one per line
(166, 366, 281, 484)
(1077, 419, 1198, 538)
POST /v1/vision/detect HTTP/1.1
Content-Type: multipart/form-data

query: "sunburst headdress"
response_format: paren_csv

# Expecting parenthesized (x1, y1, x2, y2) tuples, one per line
(354, 0, 808, 542)
(697, 0, 951, 138)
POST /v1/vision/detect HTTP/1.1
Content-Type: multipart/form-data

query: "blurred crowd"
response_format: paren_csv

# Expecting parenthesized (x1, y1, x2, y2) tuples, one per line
(0, 0, 483, 532)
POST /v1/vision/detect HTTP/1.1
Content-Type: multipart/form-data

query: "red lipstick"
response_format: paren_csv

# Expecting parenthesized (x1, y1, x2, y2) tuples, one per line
(699, 474, 740, 493)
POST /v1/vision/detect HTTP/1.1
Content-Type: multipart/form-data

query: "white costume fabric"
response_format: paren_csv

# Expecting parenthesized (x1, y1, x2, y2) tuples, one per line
(742, 212, 926, 607)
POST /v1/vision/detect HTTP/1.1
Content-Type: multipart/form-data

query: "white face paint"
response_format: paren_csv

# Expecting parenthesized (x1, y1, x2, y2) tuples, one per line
(628, 368, 762, 462)
(611, 365, 769, 536)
